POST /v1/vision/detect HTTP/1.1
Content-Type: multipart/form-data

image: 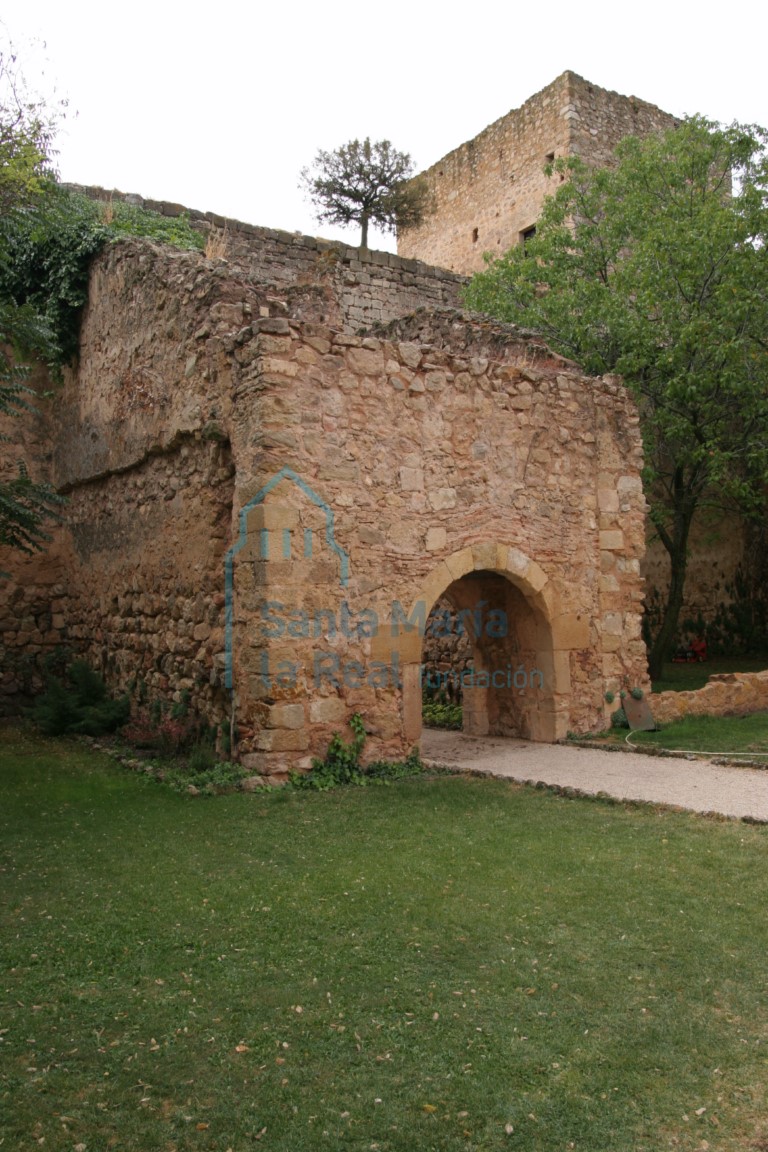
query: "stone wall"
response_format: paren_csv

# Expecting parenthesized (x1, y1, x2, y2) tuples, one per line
(643, 513, 748, 636)
(0, 240, 649, 775)
(0, 439, 233, 718)
(0, 240, 245, 715)
(397, 71, 678, 275)
(64, 183, 466, 334)
(422, 597, 473, 702)
(224, 310, 649, 772)
(653, 671, 768, 725)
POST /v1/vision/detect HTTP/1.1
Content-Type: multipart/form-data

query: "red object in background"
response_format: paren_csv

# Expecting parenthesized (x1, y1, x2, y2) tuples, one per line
(690, 636, 707, 662)
(672, 636, 708, 663)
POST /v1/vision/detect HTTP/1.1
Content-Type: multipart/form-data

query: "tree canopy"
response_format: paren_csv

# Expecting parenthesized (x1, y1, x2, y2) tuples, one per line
(463, 117, 768, 678)
(0, 46, 63, 571)
(0, 43, 208, 576)
(300, 137, 431, 248)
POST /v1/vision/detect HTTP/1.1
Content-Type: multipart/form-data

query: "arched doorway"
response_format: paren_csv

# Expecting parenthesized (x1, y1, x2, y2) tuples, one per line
(401, 545, 566, 744)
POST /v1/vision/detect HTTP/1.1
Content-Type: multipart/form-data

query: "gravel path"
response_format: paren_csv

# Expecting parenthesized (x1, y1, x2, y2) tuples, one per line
(421, 730, 768, 821)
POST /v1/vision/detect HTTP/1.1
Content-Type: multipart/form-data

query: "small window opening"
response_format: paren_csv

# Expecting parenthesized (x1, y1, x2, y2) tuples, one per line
(472, 227, 479, 243)
(520, 225, 537, 252)
(545, 151, 555, 163)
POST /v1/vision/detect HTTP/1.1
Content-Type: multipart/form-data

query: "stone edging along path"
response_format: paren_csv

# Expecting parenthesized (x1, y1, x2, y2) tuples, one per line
(419, 730, 768, 824)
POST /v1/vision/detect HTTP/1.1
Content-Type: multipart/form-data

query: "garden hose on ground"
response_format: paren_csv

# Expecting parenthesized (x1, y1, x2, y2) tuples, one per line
(624, 731, 768, 760)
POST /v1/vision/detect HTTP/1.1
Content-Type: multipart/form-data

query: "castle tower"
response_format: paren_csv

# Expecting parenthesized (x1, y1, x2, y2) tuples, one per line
(398, 71, 678, 275)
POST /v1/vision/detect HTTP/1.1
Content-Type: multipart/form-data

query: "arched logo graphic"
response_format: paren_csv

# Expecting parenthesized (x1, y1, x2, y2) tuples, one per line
(224, 468, 350, 691)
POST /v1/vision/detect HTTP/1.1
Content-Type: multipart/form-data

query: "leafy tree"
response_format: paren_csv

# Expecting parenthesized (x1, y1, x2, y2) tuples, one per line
(1, 189, 204, 368)
(0, 46, 63, 573)
(464, 117, 768, 680)
(0, 43, 57, 216)
(300, 137, 431, 248)
(0, 44, 205, 576)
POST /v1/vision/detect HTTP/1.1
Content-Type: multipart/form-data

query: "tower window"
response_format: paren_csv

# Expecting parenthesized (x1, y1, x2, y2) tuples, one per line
(520, 225, 536, 252)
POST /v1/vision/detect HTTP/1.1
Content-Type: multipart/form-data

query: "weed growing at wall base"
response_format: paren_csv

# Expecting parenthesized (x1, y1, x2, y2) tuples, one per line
(291, 712, 423, 790)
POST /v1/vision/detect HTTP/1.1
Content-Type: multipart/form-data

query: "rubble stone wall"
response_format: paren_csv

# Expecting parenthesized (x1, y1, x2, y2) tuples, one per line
(653, 671, 768, 725)
(64, 183, 466, 334)
(1, 240, 649, 776)
(398, 71, 678, 275)
(226, 311, 648, 773)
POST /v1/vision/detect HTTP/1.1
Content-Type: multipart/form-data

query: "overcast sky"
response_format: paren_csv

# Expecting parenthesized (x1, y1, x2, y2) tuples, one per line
(5, 1, 768, 252)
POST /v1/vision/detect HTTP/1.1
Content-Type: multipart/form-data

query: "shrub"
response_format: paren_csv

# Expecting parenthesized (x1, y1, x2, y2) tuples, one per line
(120, 711, 197, 756)
(1, 188, 205, 372)
(610, 707, 629, 730)
(29, 660, 129, 736)
(188, 739, 217, 773)
(422, 700, 463, 730)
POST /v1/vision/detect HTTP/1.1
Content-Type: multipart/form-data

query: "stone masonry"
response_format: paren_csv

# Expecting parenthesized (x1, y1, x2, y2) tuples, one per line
(397, 71, 751, 632)
(0, 236, 649, 778)
(398, 71, 678, 275)
(63, 183, 466, 333)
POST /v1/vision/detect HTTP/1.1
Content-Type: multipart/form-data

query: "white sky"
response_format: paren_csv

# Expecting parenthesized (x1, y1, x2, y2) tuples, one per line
(4, 1, 768, 252)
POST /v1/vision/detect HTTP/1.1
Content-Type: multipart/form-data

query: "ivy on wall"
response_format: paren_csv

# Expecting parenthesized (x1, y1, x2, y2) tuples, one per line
(0, 187, 204, 372)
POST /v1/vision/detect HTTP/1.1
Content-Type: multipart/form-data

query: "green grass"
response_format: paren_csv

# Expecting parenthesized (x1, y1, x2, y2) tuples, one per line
(628, 711, 768, 757)
(651, 654, 768, 694)
(2, 725, 768, 1152)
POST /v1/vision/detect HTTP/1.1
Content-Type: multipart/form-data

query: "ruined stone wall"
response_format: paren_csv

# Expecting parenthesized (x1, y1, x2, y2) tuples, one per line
(0, 240, 649, 775)
(226, 310, 648, 774)
(422, 598, 473, 702)
(653, 671, 768, 725)
(397, 71, 678, 275)
(64, 183, 466, 334)
(0, 240, 245, 714)
(0, 440, 233, 717)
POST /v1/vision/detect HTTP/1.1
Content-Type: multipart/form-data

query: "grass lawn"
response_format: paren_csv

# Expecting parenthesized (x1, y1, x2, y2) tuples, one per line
(2, 726, 767, 1152)
(628, 712, 768, 757)
(651, 655, 768, 695)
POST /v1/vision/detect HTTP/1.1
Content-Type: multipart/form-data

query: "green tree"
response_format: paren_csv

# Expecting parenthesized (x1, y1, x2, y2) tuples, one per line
(300, 137, 431, 248)
(464, 117, 768, 680)
(0, 46, 63, 574)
